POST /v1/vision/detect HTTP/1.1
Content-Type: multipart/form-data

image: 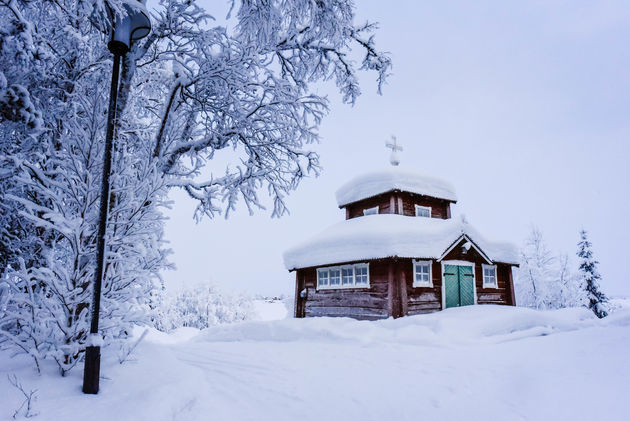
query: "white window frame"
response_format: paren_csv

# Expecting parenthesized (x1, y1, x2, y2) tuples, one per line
(412, 259, 433, 287)
(353, 263, 370, 287)
(329, 268, 341, 287)
(341, 265, 354, 286)
(317, 268, 329, 288)
(363, 206, 379, 216)
(482, 264, 498, 288)
(316, 263, 370, 290)
(415, 204, 432, 218)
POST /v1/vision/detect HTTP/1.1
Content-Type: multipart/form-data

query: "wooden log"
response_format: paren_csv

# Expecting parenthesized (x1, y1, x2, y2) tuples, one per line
(304, 306, 387, 319)
(387, 261, 394, 317)
(399, 266, 408, 316)
(408, 302, 441, 311)
(478, 292, 504, 302)
(407, 292, 439, 303)
(306, 297, 387, 310)
(408, 307, 440, 315)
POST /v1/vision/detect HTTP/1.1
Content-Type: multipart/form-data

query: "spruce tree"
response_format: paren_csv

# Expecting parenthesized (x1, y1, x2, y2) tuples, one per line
(577, 230, 608, 318)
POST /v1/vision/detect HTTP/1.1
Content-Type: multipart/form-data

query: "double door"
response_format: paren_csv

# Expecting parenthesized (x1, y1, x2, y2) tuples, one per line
(443, 264, 475, 308)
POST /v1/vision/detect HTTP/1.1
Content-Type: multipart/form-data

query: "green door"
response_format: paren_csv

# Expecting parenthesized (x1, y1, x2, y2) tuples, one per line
(444, 264, 475, 308)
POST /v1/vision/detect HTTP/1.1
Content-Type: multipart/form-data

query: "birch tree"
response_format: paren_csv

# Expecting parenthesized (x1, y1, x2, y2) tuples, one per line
(516, 228, 583, 310)
(0, 0, 391, 374)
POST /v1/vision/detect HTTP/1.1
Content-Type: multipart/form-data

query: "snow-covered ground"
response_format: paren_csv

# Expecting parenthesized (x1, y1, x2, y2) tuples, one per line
(252, 299, 289, 321)
(1, 305, 629, 420)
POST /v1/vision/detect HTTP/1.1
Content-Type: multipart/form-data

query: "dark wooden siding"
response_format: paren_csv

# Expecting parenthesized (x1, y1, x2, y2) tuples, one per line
(346, 195, 393, 219)
(293, 241, 516, 320)
(343, 191, 453, 220)
(402, 259, 443, 315)
(295, 260, 390, 320)
(397, 192, 451, 219)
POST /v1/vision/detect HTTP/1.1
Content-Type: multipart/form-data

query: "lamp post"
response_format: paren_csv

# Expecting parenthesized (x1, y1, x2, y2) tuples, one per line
(83, 0, 151, 395)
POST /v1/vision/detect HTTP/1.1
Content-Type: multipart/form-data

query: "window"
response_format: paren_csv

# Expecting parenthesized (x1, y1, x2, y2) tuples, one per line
(413, 260, 432, 287)
(341, 267, 354, 285)
(482, 264, 497, 288)
(415, 205, 431, 218)
(329, 269, 341, 286)
(316, 264, 370, 290)
(317, 269, 329, 287)
(354, 264, 369, 286)
(363, 206, 379, 216)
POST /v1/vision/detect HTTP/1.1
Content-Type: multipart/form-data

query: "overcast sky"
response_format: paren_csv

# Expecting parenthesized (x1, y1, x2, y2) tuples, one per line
(161, 0, 630, 298)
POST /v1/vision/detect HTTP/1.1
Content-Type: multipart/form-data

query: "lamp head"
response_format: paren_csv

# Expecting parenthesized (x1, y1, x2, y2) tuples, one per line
(108, 0, 152, 55)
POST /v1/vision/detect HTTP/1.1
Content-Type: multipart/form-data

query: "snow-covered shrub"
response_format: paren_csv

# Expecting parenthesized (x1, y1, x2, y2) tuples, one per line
(155, 284, 255, 331)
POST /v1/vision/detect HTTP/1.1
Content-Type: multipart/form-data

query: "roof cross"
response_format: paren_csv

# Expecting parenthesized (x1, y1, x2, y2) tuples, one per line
(385, 135, 403, 166)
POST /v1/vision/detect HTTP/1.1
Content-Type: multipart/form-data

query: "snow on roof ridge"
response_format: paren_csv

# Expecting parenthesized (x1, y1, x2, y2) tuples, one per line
(335, 166, 458, 207)
(283, 214, 518, 270)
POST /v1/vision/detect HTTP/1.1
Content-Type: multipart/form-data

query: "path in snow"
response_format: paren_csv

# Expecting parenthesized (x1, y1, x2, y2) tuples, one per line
(1, 306, 629, 421)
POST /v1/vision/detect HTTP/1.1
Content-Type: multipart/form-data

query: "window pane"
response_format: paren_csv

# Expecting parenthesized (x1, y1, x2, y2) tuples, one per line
(483, 266, 496, 286)
(330, 269, 340, 285)
(342, 268, 353, 285)
(415, 262, 431, 284)
(416, 206, 430, 217)
(318, 270, 329, 286)
(355, 266, 368, 285)
(363, 207, 378, 216)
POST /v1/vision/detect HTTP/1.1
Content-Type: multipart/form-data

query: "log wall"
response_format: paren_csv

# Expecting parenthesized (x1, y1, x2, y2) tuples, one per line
(293, 248, 516, 320)
(404, 260, 443, 315)
(344, 191, 453, 220)
(295, 260, 391, 320)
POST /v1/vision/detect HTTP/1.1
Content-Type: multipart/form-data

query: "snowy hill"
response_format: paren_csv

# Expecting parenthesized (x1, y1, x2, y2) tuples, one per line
(1, 306, 629, 420)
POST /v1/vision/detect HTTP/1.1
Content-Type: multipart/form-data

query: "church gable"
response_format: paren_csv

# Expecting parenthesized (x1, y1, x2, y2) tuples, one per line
(439, 235, 493, 265)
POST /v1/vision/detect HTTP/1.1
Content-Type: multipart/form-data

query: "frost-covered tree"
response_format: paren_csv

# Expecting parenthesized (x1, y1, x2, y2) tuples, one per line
(155, 284, 254, 331)
(577, 230, 608, 318)
(0, 0, 390, 374)
(556, 253, 584, 309)
(517, 228, 557, 309)
(516, 228, 583, 310)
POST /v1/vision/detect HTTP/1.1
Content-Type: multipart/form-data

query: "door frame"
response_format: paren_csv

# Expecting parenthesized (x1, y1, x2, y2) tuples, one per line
(441, 260, 477, 309)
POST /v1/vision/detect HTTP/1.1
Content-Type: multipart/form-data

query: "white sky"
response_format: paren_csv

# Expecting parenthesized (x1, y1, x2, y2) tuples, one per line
(162, 0, 630, 298)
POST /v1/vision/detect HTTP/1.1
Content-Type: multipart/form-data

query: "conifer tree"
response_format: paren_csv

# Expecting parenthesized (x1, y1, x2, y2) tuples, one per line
(577, 230, 608, 318)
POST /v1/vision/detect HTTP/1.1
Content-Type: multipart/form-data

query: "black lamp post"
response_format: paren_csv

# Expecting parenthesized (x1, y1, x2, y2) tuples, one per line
(83, 0, 151, 395)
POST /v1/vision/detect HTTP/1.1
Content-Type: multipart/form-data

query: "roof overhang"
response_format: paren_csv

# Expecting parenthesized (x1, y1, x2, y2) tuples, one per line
(337, 189, 458, 209)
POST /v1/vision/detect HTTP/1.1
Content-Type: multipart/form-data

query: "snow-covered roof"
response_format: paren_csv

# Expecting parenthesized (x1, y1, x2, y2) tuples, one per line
(283, 214, 518, 270)
(335, 167, 457, 207)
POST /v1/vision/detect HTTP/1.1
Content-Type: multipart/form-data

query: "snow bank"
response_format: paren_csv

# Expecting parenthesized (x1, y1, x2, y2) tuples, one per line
(283, 213, 519, 269)
(2, 306, 629, 421)
(335, 167, 457, 207)
(195, 305, 599, 346)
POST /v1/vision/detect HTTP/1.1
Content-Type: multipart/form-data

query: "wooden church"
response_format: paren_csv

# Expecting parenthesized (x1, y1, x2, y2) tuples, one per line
(283, 140, 519, 320)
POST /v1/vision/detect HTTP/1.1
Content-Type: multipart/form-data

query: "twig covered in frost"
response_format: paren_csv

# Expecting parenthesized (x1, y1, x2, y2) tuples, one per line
(7, 374, 39, 419)
(118, 328, 149, 364)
